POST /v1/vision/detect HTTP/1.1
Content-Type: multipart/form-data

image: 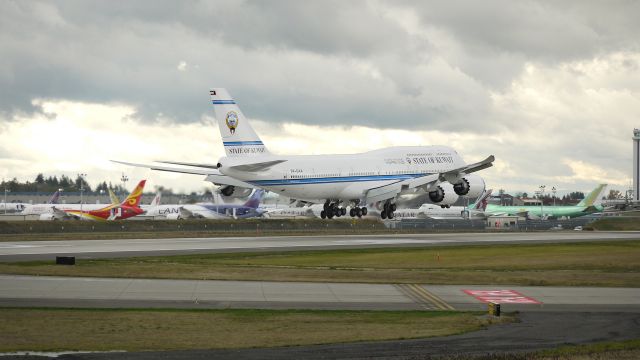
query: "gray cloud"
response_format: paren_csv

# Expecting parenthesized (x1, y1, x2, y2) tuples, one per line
(0, 0, 638, 137)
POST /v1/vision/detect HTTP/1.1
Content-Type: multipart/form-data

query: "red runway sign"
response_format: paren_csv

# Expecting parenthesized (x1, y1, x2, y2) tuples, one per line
(463, 289, 541, 304)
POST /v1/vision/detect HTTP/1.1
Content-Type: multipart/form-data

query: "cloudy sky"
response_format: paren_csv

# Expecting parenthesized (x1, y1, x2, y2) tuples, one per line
(1, 0, 639, 195)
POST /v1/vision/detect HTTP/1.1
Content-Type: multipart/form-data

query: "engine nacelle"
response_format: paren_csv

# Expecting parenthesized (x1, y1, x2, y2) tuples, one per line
(452, 174, 486, 199)
(39, 213, 60, 221)
(165, 213, 184, 220)
(217, 185, 253, 198)
(428, 183, 459, 206)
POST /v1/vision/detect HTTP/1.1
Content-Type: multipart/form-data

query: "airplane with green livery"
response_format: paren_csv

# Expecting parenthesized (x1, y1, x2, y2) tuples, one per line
(484, 184, 607, 219)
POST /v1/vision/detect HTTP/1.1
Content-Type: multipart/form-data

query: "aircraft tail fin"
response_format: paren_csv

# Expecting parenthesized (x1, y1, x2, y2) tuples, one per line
(210, 88, 270, 158)
(121, 180, 146, 208)
(471, 189, 493, 211)
(577, 184, 607, 207)
(150, 192, 162, 206)
(47, 190, 61, 204)
(108, 189, 121, 205)
(243, 189, 264, 209)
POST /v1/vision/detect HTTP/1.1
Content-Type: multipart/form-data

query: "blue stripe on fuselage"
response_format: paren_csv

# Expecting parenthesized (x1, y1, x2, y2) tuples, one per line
(223, 141, 264, 146)
(248, 173, 431, 186)
(212, 100, 236, 104)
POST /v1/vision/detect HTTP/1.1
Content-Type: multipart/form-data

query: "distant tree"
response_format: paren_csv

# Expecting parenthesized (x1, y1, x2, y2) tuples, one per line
(568, 191, 585, 200)
(607, 189, 623, 200)
(35, 174, 45, 184)
(522, 192, 528, 198)
(59, 175, 70, 189)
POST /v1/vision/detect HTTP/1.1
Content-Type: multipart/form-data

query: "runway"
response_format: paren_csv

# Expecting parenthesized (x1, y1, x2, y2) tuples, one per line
(1, 231, 639, 261)
(2, 275, 639, 312)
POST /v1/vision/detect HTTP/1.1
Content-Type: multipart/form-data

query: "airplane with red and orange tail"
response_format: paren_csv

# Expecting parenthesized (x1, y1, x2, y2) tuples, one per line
(44, 180, 147, 221)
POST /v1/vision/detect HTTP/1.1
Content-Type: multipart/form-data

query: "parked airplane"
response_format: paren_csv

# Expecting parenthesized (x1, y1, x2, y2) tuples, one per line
(144, 189, 265, 219)
(0, 190, 61, 213)
(26, 181, 147, 220)
(484, 184, 607, 219)
(115, 88, 495, 220)
(394, 189, 493, 220)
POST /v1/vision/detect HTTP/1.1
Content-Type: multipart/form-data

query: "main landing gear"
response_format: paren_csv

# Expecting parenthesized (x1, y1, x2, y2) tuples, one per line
(349, 206, 368, 218)
(320, 201, 347, 219)
(320, 201, 367, 219)
(380, 201, 396, 220)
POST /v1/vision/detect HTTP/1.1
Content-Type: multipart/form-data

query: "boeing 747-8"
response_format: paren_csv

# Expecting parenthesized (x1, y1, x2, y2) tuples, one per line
(115, 89, 495, 219)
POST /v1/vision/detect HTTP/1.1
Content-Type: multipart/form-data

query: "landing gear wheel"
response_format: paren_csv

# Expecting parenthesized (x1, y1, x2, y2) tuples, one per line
(381, 210, 387, 219)
(356, 208, 363, 218)
(321, 210, 326, 219)
(390, 203, 397, 212)
(387, 211, 394, 219)
(362, 207, 368, 216)
(349, 208, 355, 217)
(341, 208, 346, 216)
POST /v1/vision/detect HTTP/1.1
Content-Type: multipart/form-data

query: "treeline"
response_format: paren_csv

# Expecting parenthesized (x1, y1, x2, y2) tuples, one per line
(1, 174, 127, 194)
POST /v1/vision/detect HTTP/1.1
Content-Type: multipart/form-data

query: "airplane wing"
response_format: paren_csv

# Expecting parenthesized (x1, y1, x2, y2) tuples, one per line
(111, 160, 255, 188)
(364, 155, 495, 204)
(178, 206, 196, 219)
(49, 207, 71, 220)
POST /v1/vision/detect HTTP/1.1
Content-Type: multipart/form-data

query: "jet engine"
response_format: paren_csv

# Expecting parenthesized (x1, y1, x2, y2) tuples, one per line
(39, 213, 57, 221)
(218, 185, 253, 198)
(428, 182, 459, 206)
(452, 174, 486, 199)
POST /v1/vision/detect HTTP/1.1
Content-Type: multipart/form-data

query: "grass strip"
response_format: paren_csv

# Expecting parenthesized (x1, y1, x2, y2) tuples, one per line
(0, 307, 504, 352)
(1, 241, 639, 286)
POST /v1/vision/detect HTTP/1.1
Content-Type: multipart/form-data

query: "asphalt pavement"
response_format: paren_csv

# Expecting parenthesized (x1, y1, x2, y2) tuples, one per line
(1, 231, 639, 261)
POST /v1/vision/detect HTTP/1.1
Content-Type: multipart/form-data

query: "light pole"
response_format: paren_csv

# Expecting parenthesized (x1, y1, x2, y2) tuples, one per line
(78, 173, 87, 217)
(552, 187, 557, 207)
(539, 185, 546, 219)
(3, 188, 8, 215)
(121, 173, 129, 198)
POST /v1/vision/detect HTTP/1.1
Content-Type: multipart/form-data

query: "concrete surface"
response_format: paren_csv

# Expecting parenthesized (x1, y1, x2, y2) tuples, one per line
(2, 275, 639, 312)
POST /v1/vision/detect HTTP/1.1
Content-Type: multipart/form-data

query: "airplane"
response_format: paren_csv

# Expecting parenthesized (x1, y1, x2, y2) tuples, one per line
(33, 180, 147, 221)
(393, 189, 493, 220)
(114, 88, 495, 220)
(261, 203, 320, 219)
(0, 189, 61, 213)
(484, 184, 608, 219)
(144, 189, 266, 219)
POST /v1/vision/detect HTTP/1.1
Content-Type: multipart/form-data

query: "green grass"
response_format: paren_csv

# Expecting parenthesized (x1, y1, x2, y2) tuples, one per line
(2, 240, 639, 286)
(0, 308, 504, 352)
(464, 339, 640, 359)
(587, 217, 640, 231)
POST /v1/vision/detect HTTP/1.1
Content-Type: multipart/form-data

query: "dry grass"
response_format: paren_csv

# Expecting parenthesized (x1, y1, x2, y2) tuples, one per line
(1, 241, 639, 286)
(0, 308, 502, 352)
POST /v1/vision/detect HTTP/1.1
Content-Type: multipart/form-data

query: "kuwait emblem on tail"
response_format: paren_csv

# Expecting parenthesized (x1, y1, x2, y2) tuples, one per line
(226, 111, 239, 134)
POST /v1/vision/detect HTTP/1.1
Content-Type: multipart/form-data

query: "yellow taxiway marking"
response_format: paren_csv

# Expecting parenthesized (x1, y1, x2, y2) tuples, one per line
(396, 284, 455, 311)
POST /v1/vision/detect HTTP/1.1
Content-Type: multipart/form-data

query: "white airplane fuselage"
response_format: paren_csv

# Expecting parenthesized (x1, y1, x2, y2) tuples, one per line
(219, 146, 465, 203)
(22, 204, 107, 215)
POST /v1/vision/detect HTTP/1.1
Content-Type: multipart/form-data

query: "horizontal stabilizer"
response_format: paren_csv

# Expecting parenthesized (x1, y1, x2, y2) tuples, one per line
(111, 160, 220, 176)
(157, 161, 220, 170)
(229, 160, 287, 172)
